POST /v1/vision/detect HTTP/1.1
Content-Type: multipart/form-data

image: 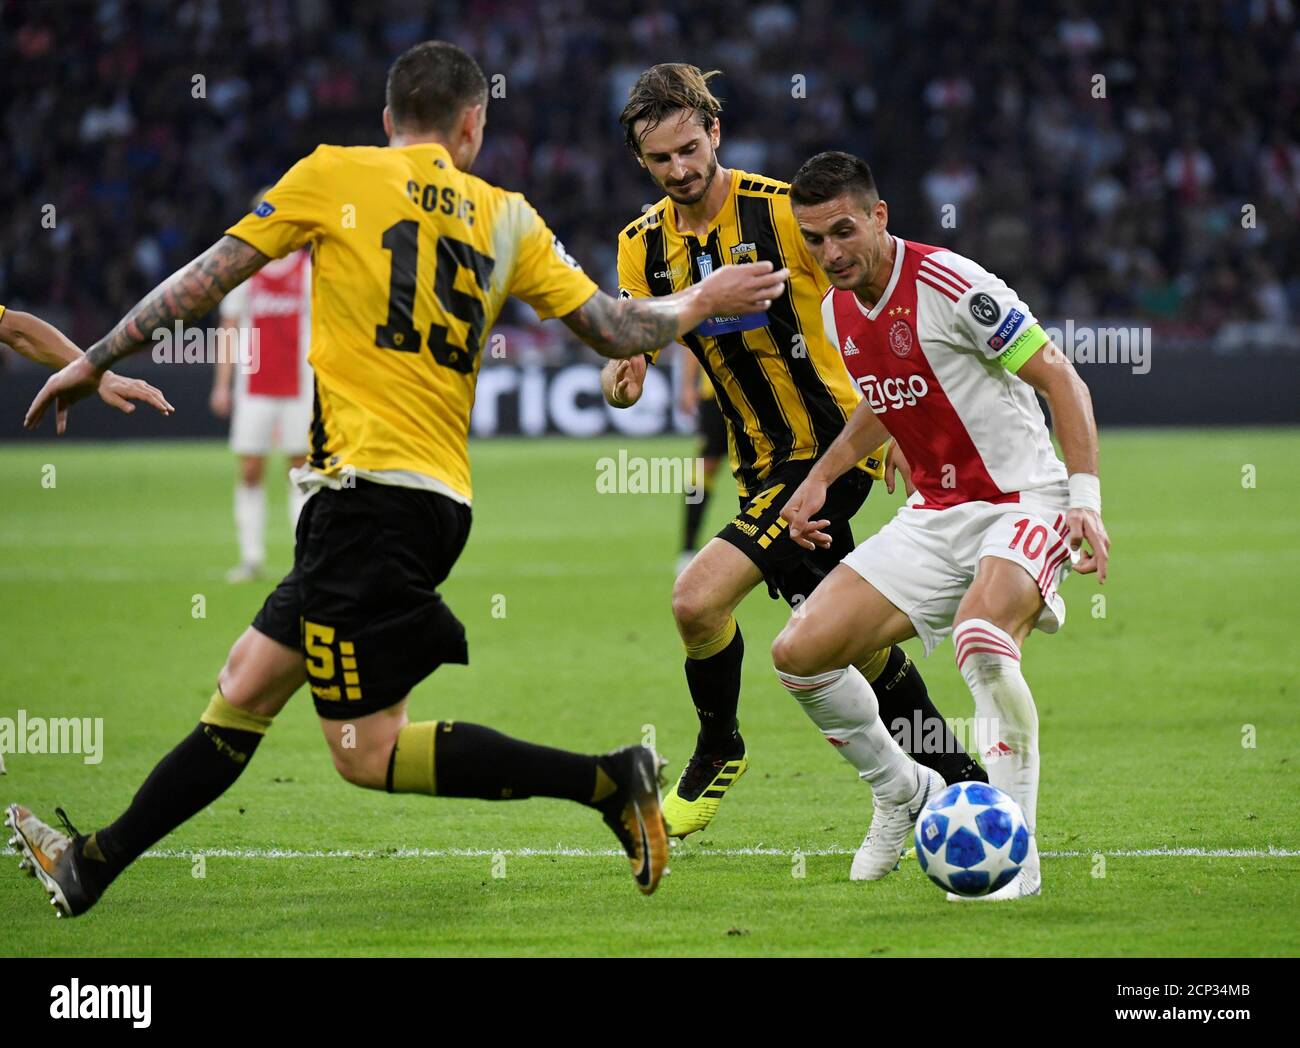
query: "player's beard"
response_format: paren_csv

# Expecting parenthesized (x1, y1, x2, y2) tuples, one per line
(663, 154, 717, 206)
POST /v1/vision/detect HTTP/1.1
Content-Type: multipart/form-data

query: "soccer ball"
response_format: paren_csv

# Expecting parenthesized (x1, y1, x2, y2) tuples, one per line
(914, 782, 1030, 896)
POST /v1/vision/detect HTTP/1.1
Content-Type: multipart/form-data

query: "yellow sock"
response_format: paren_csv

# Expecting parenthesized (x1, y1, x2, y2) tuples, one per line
(684, 615, 738, 660)
(199, 689, 272, 735)
(856, 646, 891, 684)
(388, 721, 444, 794)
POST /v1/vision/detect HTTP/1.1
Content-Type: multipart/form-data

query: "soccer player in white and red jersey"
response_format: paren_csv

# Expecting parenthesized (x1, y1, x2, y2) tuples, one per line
(210, 213, 314, 582)
(774, 152, 1110, 900)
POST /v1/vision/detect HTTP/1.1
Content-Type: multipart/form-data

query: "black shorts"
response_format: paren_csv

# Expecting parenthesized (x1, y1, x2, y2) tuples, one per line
(717, 458, 873, 605)
(252, 480, 472, 719)
(697, 395, 728, 460)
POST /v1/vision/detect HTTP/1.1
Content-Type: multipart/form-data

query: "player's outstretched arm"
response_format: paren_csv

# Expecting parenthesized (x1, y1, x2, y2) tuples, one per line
(24, 236, 267, 433)
(0, 308, 82, 370)
(561, 261, 788, 360)
(1016, 344, 1110, 582)
(783, 399, 892, 550)
(2, 308, 174, 423)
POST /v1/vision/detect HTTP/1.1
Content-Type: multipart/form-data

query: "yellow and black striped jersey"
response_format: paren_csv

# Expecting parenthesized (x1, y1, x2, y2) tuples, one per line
(618, 168, 885, 497)
(226, 142, 597, 503)
(698, 369, 716, 401)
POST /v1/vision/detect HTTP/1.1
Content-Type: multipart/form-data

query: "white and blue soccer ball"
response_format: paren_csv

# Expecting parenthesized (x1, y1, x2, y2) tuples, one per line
(914, 781, 1030, 896)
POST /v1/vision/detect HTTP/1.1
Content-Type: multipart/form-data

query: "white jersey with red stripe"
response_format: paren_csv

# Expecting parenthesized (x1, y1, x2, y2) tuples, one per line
(222, 250, 313, 403)
(821, 236, 1067, 509)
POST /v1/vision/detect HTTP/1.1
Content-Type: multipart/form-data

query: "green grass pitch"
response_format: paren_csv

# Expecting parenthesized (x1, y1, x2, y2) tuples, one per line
(1, 429, 1297, 957)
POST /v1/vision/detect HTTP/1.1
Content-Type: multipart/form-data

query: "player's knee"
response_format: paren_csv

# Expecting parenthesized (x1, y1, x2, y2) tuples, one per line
(771, 624, 825, 678)
(238, 457, 265, 486)
(217, 642, 253, 708)
(671, 577, 725, 639)
(216, 629, 302, 718)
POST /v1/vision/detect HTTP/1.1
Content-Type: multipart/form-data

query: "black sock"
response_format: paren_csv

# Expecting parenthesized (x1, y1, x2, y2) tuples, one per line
(685, 625, 745, 754)
(683, 494, 708, 551)
(427, 721, 599, 803)
(872, 646, 988, 784)
(85, 722, 264, 895)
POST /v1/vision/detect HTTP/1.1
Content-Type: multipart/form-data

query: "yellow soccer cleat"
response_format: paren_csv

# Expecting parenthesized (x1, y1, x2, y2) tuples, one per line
(661, 749, 748, 838)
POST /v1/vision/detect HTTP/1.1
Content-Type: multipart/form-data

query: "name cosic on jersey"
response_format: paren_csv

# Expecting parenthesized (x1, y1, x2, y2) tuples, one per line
(404, 179, 475, 226)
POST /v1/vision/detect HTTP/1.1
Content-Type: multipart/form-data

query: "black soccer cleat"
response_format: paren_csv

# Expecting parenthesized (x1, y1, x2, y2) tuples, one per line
(596, 745, 669, 895)
(6, 804, 102, 918)
(661, 733, 748, 838)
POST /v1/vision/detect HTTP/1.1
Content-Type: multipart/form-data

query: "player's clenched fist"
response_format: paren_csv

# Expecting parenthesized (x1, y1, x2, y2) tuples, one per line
(698, 260, 790, 317)
(781, 475, 832, 551)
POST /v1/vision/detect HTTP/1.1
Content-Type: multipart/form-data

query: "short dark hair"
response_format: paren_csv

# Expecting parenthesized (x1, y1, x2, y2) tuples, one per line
(386, 41, 488, 135)
(619, 63, 723, 157)
(790, 151, 879, 209)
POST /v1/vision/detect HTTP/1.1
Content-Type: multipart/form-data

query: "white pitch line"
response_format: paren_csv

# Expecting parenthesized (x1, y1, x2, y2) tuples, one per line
(4, 846, 1297, 860)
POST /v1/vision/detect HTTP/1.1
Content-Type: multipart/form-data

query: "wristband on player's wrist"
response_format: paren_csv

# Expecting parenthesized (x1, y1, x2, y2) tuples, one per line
(1067, 472, 1101, 513)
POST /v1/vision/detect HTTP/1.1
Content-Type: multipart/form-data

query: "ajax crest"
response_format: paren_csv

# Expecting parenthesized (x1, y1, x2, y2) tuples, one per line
(888, 318, 914, 357)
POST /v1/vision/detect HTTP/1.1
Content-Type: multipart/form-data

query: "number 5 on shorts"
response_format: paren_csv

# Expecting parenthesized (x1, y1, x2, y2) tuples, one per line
(304, 620, 363, 701)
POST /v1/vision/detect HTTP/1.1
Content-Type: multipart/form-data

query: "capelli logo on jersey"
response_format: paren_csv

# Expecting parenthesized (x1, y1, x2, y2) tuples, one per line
(857, 373, 929, 414)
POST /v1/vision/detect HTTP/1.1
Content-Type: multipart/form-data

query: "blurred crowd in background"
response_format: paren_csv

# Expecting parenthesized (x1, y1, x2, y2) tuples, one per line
(2, 0, 1298, 358)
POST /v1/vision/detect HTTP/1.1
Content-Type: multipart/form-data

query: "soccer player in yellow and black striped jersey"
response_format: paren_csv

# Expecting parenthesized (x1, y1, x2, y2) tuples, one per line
(11, 42, 791, 911)
(603, 64, 986, 839)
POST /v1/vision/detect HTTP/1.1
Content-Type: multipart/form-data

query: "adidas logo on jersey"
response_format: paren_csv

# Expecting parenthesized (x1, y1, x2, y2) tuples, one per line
(842, 336, 860, 356)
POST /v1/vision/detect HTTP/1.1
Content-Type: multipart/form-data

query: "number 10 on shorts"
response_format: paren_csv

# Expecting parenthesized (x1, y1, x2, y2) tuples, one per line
(1007, 517, 1051, 560)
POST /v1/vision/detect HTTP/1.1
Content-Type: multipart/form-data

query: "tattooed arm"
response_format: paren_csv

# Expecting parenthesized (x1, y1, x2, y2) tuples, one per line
(560, 260, 789, 359)
(562, 290, 688, 359)
(85, 236, 269, 370)
(24, 236, 268, 433)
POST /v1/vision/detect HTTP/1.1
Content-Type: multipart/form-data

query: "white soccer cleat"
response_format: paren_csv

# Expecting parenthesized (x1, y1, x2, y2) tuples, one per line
(947, 836, 1041, 902)
(850, 764, 945, 881)
(225, 562, 263, 584)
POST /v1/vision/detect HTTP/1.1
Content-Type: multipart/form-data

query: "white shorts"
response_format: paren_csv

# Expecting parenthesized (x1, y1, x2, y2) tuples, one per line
(842, 488, 1073, 655)
(230, 392, 312, 456)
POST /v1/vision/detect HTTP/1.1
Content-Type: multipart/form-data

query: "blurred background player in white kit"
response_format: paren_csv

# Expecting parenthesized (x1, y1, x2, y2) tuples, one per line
(209, 192, 314, 582)
(675, 347, 726, 576)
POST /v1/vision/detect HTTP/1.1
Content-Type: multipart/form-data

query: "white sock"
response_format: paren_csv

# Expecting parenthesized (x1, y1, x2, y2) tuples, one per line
(234, 482, 266, 567)
(287, 477, 308, 536)
(777, 665, 916, 803)
(953, 619, 1040, 859)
